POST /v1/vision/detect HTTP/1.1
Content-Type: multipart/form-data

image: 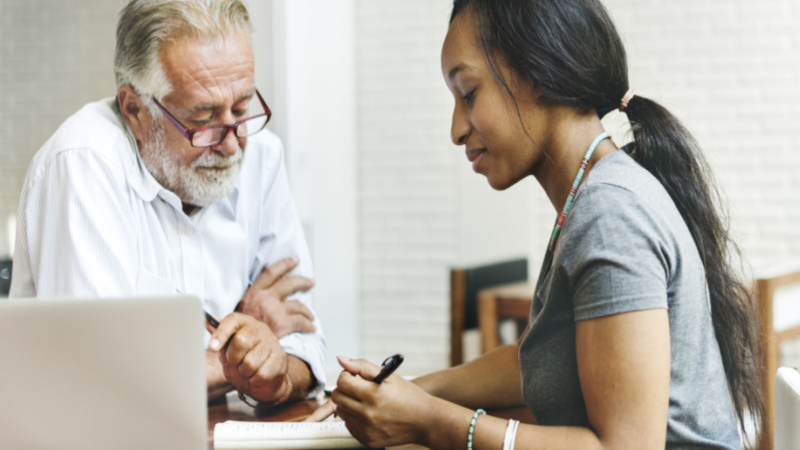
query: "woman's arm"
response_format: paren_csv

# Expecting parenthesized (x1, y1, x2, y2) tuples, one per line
(413, 343, 525, 410)
(335, 308, 670, 450)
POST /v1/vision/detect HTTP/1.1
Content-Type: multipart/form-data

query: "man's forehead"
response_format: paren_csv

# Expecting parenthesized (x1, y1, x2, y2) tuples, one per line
(160, 32, 255, 106)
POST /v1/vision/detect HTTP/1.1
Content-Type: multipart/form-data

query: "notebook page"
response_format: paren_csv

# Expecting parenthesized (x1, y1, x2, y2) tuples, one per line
(214, 421, 367, 449)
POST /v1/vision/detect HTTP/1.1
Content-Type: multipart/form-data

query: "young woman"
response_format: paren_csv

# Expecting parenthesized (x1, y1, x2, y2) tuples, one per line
(317, 1, 764, 448)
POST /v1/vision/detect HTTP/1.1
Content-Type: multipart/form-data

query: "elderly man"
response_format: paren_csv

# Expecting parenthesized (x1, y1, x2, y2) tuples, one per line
(10, 0, 325, 405)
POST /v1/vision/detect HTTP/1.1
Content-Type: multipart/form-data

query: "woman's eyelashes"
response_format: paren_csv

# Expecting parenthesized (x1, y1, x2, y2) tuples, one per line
(461, 88, 477, 106)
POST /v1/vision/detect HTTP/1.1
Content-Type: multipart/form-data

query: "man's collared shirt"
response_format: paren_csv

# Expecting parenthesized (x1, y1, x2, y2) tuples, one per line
(10, 98, 326, 390)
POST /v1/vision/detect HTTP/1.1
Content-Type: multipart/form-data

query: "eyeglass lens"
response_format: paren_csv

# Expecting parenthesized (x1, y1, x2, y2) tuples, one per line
(191, 95, 269, 146)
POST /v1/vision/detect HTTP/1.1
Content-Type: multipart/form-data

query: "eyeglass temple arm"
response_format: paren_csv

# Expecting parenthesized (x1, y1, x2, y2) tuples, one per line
(153, 98, 193, 140)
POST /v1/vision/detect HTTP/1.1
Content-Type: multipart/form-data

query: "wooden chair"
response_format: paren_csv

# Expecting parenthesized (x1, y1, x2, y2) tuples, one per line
(450, 258, 528, 367)
(756, 265, 800, 450)
(477, 281, 535, 354)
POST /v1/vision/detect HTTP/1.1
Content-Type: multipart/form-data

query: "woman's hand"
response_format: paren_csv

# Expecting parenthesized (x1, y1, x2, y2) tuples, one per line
(304, 399, 338, 422)
(332, 356, 437, 448)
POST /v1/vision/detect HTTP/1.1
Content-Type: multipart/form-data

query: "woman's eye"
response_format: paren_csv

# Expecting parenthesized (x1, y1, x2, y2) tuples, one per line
(461, 89, 476, 105)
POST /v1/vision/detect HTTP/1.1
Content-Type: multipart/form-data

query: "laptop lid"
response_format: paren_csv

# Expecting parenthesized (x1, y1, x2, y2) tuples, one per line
(0, 296, 207, 450)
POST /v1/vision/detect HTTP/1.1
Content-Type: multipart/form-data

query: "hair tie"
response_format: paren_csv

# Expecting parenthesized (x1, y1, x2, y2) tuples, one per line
(619, 89, 636, 112)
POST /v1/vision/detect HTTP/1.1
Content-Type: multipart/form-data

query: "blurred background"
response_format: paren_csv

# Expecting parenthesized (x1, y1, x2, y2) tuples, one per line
(2, 0, 800, 376)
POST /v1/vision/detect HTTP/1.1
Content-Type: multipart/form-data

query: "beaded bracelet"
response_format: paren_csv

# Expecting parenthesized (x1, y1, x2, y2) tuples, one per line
(467, 408, 486, 449)
(238, 374, 293, 408)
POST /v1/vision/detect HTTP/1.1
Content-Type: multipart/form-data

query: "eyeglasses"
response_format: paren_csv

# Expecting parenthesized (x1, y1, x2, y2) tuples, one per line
(152, 89, 271, 147)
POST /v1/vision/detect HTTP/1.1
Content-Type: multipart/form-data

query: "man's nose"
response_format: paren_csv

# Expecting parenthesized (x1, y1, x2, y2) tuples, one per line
(213, 126, 240, 156)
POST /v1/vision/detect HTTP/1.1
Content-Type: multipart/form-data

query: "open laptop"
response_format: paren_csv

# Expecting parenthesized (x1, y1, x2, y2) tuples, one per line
(0, 296, 207, 450)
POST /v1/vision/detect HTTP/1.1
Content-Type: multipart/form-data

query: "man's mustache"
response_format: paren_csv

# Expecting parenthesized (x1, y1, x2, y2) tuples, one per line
(191, 147, 244, 169)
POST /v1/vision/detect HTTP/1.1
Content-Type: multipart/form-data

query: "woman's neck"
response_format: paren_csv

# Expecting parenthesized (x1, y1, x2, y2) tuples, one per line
(532, 113, 618, 213)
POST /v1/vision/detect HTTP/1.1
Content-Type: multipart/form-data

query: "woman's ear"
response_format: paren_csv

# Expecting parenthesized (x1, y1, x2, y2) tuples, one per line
(117, 85, 147, 146)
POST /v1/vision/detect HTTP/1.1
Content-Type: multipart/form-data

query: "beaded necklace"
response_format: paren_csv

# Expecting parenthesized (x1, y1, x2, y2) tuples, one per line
(548, 131, 610, 252)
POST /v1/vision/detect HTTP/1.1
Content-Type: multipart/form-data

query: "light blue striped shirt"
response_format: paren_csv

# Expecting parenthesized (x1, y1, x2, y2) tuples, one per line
(10, 98, 326, 390)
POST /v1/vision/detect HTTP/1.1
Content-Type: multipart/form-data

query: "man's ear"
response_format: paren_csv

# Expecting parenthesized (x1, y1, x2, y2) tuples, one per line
(117, 85, 148, 146)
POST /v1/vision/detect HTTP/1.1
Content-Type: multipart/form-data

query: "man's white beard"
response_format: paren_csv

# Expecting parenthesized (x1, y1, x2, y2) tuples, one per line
(139, 120, 243, 207)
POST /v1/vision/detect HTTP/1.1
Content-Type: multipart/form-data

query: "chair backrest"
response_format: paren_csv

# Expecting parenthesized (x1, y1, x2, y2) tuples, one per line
(450, 258, 528, 366)
(0, 259, 11, 297)
(755, 265, 800, 450)
(774, 367, 800, 450)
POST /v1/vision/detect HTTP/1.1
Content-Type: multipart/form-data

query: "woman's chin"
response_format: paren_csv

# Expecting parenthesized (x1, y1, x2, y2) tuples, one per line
(485, 174, 515, 191)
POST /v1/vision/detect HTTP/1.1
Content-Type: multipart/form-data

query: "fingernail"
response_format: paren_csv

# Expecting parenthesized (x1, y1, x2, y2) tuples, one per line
(291, 256, 299, 264)
(209, 338, 220, 351)
(337, 355, 351, 362)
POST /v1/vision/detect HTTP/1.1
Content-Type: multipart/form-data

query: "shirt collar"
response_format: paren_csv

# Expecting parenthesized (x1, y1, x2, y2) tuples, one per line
(121, 119, 163, 204)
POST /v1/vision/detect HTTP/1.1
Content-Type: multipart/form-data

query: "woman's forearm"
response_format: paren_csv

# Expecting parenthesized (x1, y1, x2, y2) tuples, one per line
(413, 344, 524, 409)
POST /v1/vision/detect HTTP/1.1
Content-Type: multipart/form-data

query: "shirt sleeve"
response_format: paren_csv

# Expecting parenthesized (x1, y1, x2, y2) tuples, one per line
(558, 182, 673, 321)
(253, 141, 327, 394)
(11, 148, 139, 298)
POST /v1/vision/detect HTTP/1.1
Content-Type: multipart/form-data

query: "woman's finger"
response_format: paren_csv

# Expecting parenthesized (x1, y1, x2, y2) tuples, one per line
(304, 400, 337, 422)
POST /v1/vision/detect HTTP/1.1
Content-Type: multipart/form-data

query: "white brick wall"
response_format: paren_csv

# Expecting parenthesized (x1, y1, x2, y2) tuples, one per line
(3, 1, 800, 375)
(605, 0, 800, 271)
(357, 0, 455, 373)
(356, 0, 800, 374)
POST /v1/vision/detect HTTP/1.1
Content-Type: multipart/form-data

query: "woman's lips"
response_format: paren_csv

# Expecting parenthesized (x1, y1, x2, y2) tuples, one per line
(466, 148, 486, 172)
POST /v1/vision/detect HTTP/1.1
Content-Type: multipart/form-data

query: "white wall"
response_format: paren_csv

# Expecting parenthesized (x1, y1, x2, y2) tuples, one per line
(4, 0, 800, 376)
(354, 0, 800, 374)
(355, 1, 533, 374)
(0, 0, 129, 257)
(603, 0, 800, 272)
(274, 0, 360, 375)
(0, 0, 361, 375)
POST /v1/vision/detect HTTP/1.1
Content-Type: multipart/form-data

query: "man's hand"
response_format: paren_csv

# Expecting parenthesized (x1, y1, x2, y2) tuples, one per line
(209, 312, 289, 403)
(237, 256, 316, 338)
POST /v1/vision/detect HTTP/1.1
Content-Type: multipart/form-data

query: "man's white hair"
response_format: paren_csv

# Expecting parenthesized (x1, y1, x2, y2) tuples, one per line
(114, 0, 253, 114)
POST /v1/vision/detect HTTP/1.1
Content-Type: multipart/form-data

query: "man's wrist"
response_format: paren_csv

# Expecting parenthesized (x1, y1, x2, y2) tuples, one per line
(206, 351, 235, 401)
(286, 355, 316, 400)
(241, 374, 292, 408)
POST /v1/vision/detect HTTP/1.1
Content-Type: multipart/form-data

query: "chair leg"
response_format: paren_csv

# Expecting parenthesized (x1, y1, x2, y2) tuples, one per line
(478, 291, 500, 354)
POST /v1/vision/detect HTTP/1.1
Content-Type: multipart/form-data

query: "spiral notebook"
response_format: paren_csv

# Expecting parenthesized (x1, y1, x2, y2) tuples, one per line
(214, 420, 367, 449)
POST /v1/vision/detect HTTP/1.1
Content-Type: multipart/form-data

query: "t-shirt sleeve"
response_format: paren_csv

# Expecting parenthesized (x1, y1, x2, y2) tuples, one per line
(559, 183, 672, 321)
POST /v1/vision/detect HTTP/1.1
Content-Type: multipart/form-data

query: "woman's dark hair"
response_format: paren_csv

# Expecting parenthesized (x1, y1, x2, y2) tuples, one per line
(449, 0, 764, 444)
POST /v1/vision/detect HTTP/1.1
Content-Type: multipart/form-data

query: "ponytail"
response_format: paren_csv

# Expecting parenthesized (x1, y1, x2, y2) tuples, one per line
(624, 95, 765, 440)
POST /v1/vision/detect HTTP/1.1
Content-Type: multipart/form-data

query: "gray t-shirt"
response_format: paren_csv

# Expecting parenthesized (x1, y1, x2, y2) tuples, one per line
(519, 150, 740, 448)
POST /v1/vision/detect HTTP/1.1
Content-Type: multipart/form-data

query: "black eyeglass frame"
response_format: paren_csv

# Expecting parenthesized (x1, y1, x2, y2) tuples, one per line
(151, 89, 271, 147)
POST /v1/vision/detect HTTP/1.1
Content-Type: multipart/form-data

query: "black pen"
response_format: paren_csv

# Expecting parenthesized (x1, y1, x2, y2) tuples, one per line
(373, 354, 404, 384)
(205, 310, 220, 329)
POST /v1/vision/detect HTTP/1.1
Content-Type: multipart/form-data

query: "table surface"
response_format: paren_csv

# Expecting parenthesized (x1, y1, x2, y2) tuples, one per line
(207, 393, 535, 449)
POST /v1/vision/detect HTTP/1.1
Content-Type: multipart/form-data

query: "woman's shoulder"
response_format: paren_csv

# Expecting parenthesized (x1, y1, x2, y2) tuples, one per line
(574, 150, 680, 225)
(584, 150, 668, 200)
(561, 148, 698, 275)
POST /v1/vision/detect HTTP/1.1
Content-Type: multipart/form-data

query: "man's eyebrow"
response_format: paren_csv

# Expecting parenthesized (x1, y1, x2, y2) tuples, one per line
(448, 63, 476, 80)
(186, 89, 257, 114)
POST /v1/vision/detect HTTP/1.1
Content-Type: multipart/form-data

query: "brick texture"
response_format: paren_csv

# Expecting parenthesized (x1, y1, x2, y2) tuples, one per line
(3, 1, 800, 373)
(356, 0, 800, 373)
